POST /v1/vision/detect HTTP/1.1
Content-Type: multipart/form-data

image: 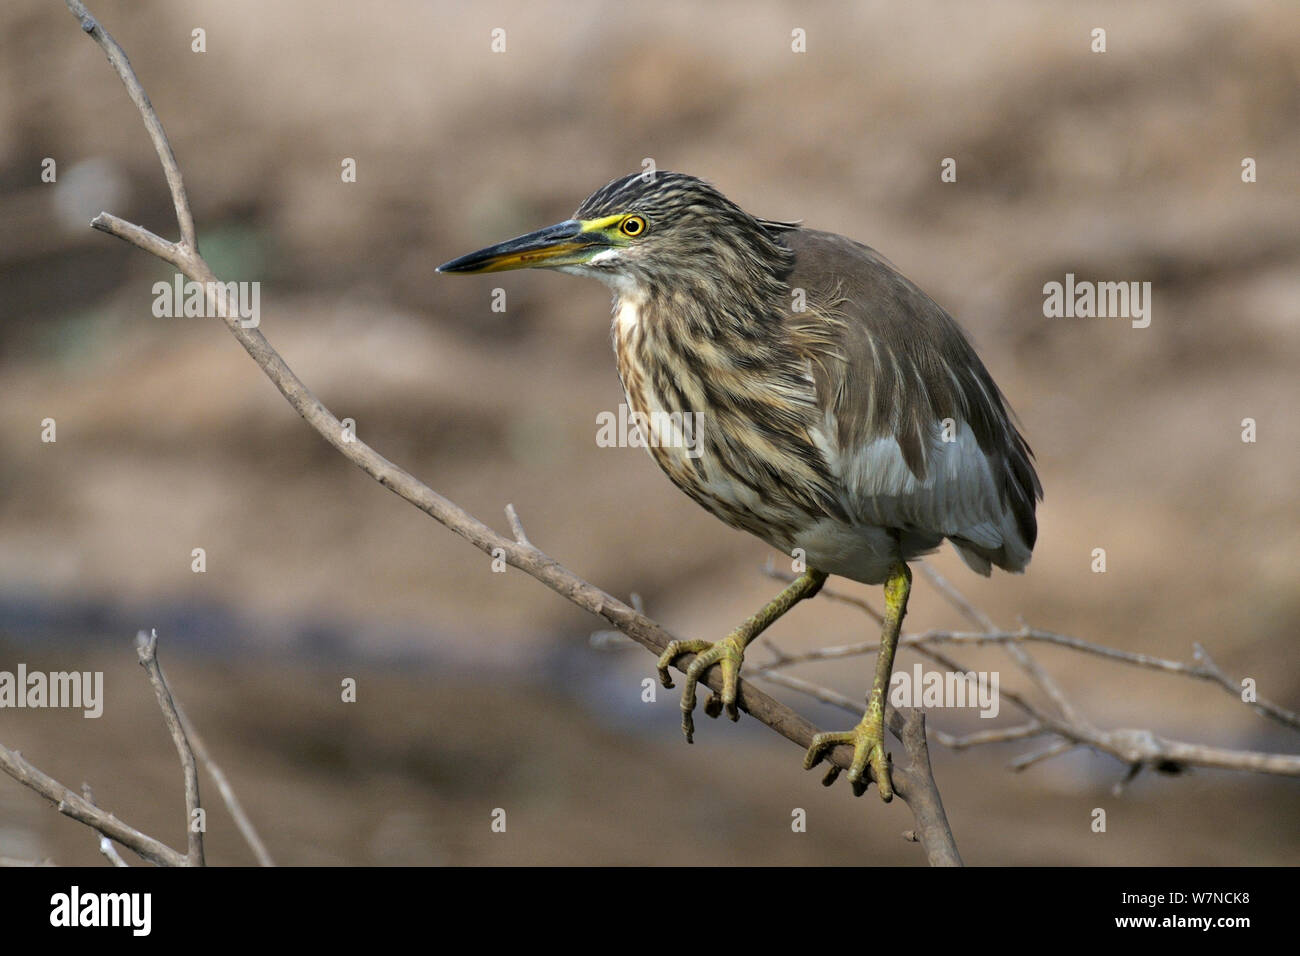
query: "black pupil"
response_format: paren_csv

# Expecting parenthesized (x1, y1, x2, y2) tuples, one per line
(625, 219, 641, 234)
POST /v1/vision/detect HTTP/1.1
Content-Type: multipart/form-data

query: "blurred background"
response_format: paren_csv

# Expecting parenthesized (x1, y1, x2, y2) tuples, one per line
(1, 0, 1297, 865)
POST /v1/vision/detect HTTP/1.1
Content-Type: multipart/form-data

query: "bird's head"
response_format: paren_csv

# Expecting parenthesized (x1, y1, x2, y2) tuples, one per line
(437, 172, 796, 300)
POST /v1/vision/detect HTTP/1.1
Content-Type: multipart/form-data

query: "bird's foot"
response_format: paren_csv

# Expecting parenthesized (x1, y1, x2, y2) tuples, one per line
(802, 707, 893, 802)
(656, 633, 747, 743)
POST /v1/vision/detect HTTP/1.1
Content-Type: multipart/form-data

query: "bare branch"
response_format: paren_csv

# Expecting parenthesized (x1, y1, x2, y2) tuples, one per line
(916, 562, 997, 633)
(752, 667, 862, 715)
(1192, 643, 1299, 731)
(889, 709, 962, 866)
(591, 593, 641, 648)
(2, 635, 269, 867)
(504, 503, 532, 548)
(91, 212, 188, 267)
(135, 629, 204, 866)
(758, 636, 880, 669)
(764, 560, 884, 624)
(177, 713, 274, 867)
(1008, 740, 1076, 771)
(921, 563, 1087, 729)
(0, 745, 186, 867)
(774, 580, 1300, 778)
(65, 0, 197, 249)
(934, 723, 1046, 750)
(761, 621, 1298, 737)
(81, 784, 130, 867)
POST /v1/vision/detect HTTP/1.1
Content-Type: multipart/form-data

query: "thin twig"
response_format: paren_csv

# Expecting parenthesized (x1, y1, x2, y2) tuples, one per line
(933, 723, 1045, 750)
(752, 668, 863, 714)
(1192, 642, 1299, 731)
(1008, 740, 1076, 771)
(1, 645, 269, 867)
(81, 785, 130, 866)
(66, 0, 196, 250)
(891, 709, 962, 866)
(591, 593, 641, 648)
(505, 503, 532, 548)
(1112, 762, 1145, 797)
(918, 563, 1087, 730)
(0, 745, 186, 866)
(916, 562, 997, 632)
(762, 624, 1298, 733)
(135, 629, 204, 866)
(760, 607, 1300, 778)
(764, 559, 884, 624)
(908, 619, 1300, 776)
(177, 712, 274, 866)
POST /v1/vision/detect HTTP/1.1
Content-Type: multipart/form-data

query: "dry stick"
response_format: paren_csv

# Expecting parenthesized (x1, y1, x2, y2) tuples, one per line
(0, 627, 198, 867)
(765, 560, 1300, 776)
(919, 563, 1089, 731)
(772, 627, 1223, 676)
(1009, 740, 1076, 772)
(1192, 642, 1299, 731)
(764, 560, 884, 624)
(756, 669, 863, 714)
(912, 571, 1300, 776)
(907, 624, 1300, 777)
(66, 0, 195, 251)
(505, 502, 532, 547)
(58, 0, 961, 866)
(0, 635, 248, 868)
(893, 710, 961, 865)
(135, 629, 204, 866)
(764, 628, 1298, 732)
(0, 746, 186, 867)
(81, 784, 130, 867)
(935, 723, 1045, 750)
(178, 711, 275, 867)
(762, 608, 1300, 776)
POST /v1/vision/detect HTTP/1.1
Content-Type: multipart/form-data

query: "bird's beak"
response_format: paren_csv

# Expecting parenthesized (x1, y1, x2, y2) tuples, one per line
(436, 219, 612, 274)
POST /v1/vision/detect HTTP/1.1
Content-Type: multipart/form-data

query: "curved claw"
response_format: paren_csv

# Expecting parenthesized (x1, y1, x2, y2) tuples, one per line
(654, 636, 745, 743)
(803, 717, 893, 802)
(657, 638, 707, 690)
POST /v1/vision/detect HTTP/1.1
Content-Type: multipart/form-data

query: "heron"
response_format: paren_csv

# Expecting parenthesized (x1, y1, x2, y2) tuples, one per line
(438, 172, 1042, 800)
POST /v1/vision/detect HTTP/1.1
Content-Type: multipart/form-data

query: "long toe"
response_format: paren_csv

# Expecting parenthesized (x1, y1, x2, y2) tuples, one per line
(658, 635, 745, 743)
(656, 638, 712, 689)
(804, 721, 893, 801)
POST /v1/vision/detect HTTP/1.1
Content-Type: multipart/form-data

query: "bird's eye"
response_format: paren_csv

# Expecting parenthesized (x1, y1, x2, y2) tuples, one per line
(620, 215, 646, 237)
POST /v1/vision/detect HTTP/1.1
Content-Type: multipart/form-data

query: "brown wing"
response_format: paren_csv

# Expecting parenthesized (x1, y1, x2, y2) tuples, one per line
(781, 228, 1042, 573)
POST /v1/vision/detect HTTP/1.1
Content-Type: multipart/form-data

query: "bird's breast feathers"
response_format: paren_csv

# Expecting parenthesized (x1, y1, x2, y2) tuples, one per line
(610, 279, 1037, 582)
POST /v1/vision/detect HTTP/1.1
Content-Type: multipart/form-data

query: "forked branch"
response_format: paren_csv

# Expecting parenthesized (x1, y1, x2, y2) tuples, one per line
(758, 563, 1300, 784)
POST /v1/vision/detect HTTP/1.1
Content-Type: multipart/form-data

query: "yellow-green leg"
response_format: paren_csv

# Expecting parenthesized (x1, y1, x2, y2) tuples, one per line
(657, 569, 828, 743)
(803, 560, 911, 801)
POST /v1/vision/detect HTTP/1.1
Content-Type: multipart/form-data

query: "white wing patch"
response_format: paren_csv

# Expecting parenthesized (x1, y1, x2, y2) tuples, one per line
(813, 412, 1031, 573)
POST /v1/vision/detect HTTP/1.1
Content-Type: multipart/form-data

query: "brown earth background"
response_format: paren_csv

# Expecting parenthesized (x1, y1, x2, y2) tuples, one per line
(1, 0, 1297, 865)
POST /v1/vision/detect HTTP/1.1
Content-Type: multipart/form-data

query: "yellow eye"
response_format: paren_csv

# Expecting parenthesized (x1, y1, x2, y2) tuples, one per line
(620, 215, 646, 237)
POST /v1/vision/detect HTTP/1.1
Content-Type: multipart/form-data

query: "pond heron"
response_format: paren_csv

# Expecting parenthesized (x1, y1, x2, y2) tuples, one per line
(438, 172, 1042, 800)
